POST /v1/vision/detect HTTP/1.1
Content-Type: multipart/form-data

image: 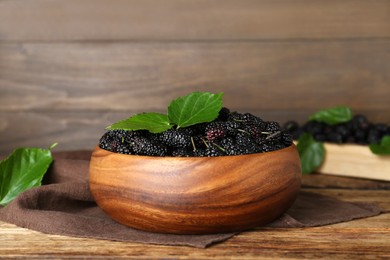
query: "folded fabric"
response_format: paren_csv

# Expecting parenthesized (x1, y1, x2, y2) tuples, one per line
(0, 151, 383, 248)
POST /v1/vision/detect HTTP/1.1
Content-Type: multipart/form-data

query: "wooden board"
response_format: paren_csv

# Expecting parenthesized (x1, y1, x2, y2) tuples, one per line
(0, 0, 389, 42)
(318, 143, 390, 181)
(0, 187, 389, 259)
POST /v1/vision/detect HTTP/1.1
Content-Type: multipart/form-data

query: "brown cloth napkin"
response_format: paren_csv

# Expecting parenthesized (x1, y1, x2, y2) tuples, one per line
(0, 151, 384, 248)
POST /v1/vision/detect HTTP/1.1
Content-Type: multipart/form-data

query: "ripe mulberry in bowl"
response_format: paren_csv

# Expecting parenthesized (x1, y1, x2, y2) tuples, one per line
(89, 108, 302, 234)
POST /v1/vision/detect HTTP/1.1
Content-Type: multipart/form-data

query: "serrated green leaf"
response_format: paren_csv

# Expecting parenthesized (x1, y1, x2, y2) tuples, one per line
(107, 112, 173, 133)
(168, 92, 223, 128)
(369, 135, 390, 155)
(297, 133, 325, 174)
(0, 147, 53, 206)
(309, 106, 352, 125)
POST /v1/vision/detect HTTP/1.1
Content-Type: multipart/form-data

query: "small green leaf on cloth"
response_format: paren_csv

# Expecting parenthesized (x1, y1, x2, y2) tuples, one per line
(309, 106, 352, 125)
(168, 92, 223, 128)
(0, 147, 54, 206)
(369, 135, 390, 155)
(107, 113, 173, 133)
(297, 133, 325, 174)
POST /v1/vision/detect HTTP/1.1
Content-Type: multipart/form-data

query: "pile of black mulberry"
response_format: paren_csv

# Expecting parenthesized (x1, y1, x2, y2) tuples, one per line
(99, 108, 293, 157)
(284, 115, 390, 145)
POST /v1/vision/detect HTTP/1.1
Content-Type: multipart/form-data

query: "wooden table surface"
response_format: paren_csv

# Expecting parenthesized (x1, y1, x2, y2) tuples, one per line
(0, 175, 389, 259)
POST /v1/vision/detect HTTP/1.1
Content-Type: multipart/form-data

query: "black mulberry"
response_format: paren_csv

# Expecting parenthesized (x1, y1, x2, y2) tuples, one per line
(157, 129, 191, 148)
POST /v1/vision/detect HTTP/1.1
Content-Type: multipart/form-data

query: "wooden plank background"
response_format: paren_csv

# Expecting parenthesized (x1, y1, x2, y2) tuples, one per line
(0, 0, 389, 41)
(0, 0, 389, 154)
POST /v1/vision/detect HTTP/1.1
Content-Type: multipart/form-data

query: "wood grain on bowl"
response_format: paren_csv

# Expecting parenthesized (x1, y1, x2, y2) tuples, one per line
(89, 145, 301, 234)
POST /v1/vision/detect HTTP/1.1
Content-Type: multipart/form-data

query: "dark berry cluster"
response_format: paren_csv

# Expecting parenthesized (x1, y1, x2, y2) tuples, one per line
(284, 115, 390, 144)
(99, 108, 293, 157)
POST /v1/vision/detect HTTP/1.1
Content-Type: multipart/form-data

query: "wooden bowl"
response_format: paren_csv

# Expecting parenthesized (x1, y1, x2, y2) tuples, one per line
(89, 145, 301, 234)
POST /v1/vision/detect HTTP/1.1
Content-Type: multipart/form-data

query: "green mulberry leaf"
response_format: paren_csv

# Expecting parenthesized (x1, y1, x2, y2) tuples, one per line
(297, 133, 325, 174)
(168, 92, 223, 128)
(107, 112, 173, 133)
(369, 135, 390, 155)
(0, 147, 54, 206)
(309, 106, 352, 125)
